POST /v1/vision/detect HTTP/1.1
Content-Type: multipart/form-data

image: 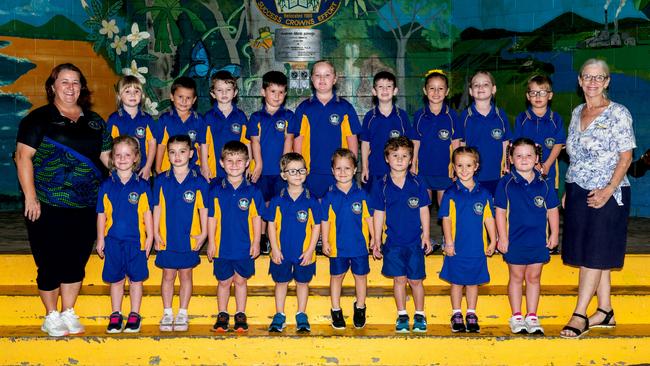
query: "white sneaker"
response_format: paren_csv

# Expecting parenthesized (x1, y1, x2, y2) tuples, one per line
(173, 312, 189, 331)
(160, 313, 174, 332)
(509, 315, 527, 334)
(525, 315, 544, 335)
(60, 308, 84, 334)
(41, 310, 68, 337)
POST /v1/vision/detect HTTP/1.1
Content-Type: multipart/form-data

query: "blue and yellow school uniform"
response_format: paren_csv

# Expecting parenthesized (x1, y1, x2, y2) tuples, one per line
(458, 104, 511, 194)
(204, 103, 249, 179)
(438, 180, 493, 285)
(107, 107, 156, 171)
(155, 108, 206, 172)
(289, 93, 361, 198)
(97, 173, 152, 283)
(264, 188, 322, 283)
(247, 106, 293, 201)
(513, 108, 566, 189)
(360, 105, 414, 185)
(494, 170, 560, 265)
(208, 178, 264, 280)
(370, 173, 431, 279)
(152, 169, 208, 269)
(412, 103, 459, 191)
(321, 184, 373, 275)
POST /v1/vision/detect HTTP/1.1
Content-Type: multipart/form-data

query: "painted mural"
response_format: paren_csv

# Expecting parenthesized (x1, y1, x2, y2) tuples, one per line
(0, 0, 649, 215)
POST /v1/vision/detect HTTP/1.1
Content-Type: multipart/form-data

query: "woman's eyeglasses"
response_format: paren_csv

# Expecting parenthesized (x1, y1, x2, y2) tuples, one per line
(581, 74, 609, 83)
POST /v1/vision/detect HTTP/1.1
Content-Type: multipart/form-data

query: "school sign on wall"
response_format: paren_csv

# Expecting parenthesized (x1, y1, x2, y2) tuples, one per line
(255, 0, 342, 27)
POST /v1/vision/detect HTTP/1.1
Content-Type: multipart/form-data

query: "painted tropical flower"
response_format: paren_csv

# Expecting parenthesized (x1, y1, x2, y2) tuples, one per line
(110, 35, 127, 55)
(126, 23, 150, 48)
(80, 0, 88, 9)
(99, 19, 119, 39)
(122, 60, 148, 84)
(144, 97, 159, 116)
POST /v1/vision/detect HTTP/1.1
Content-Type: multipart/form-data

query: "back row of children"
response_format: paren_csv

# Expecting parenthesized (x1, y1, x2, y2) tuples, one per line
(97, 61, 563, 335)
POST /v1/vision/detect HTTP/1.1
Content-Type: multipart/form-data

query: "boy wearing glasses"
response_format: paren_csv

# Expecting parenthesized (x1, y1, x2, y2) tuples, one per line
(513, 75, 566, 190)
(264, 153, 322, 333)
(207, 141, 264, 332)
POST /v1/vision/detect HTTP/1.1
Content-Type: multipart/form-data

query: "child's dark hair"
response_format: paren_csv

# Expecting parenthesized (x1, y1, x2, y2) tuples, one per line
(167, 134, 192, 150)
(221, 140, 249, 160)
(528, 74, 553, 91)
(280, 152, 306, 172)
(422, 70, 449, 105)
(171, 76, 197, 96)
(210, 70, 238, 104)
(262, 71, 288, 89)
(509, 137, 542, 158)
(331, 148, 357, 168)
(383, 136, 414, 158)
(110, 135, 141, 171)
(452, 146, 480, 165)
(372, 71, 397, 105)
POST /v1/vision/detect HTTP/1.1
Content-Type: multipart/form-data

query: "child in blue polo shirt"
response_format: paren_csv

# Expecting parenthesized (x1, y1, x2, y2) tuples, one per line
(107, 75, 156, 180)
(204, 70, 250, 181)
(207, 141, 263, 332)
(360, 71, 413, 191)
(265, 153, 322, 332)
(248, 71, 294, 253)
(412, 70, 460, 204)
(439, 146, 497, 333)
(495, 138, 560, 335)
(155, 77, 208, 178)
(290, 60, 362, 199)
(371, 136, 432, 333)
(96, 135, 153, 333)
(513, 75, 566, 190)
(321, 149, 374, 329)
(152, 135, 209, 332)
(458, 71, 511, 195)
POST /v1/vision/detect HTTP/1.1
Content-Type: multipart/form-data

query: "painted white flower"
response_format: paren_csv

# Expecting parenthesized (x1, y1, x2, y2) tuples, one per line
(99, 19, 119, 39)
(126, 23, 151, 48)
(110, 35, 127, 55)
(80, 0, 88, 9)
(144, 97, 159, 116)
(122, 60, 148, 84)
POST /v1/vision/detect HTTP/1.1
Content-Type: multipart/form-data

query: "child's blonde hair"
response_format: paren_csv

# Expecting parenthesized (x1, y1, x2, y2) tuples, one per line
(110, 135, 141, 171)
(280, 152, 306, 172)
(452, 146, 480, 166)
(331, 148, 357, 168)
(115, 75, 144, 108)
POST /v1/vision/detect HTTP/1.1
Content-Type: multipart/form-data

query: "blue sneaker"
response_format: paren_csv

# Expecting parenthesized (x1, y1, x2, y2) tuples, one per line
(395, 314, 410, 333)
(268, 313, 286, 333)
(296, 312, 311, 333)
(413, 314, 427, 332)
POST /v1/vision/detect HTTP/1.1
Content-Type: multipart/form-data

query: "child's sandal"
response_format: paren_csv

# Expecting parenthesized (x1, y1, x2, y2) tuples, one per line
(590, 308, 616, 328)
(560, 312, 589, 339)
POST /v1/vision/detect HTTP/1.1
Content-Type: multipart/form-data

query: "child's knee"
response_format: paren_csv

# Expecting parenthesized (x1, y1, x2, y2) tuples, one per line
(407, 279, 423, 288)
(162, 269, 177, 281)
(233, 274, 248, 287)
(394, 276, 407, 286)
(331, 274, 345, 281)
(524, 271, 541, 284)
(178, 269, 193, 281)
(219, 277, 234, 287)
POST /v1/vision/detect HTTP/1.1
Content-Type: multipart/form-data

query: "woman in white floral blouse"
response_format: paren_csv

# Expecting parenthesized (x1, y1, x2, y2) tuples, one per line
(560, 59, 636, 338)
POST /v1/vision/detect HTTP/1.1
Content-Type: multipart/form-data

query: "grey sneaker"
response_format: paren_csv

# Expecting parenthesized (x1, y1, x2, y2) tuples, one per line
(159, 312, 174, 332)
(525, 315, 544, 335)
(173, 312, 189, 331)
(41, 310, 68, 337)
(60, 308, 84, 334)
(509, 315, 527, 334)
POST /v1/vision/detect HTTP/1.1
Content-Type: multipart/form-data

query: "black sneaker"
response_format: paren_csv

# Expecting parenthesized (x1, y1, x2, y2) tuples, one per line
(466, 312, 480, 333)
(106, 311, 123, 333)
(353, 302, 366, 329)
(123, 312, 141, 333)
(450, 312, 466, 333)
(260, 234, 270, 254)
(212, 312, 229, 332)
(330, 309, 345, 329)
(233, 312, 248, 332)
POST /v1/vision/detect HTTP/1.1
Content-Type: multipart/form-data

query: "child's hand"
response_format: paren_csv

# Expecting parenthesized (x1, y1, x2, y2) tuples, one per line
(372, 244, 383, 259)
(144, 238, 153, 258)
(96, 239, 105, 259)
(422, 236, 432, 255)
(547, 234, 559, 250)
(443, 243, 455, 257)
(271, 247, 283, 264)
(191, 233, 207, 251)
(299, 249, 314, 266)
(250, 241, 260, 259)
(250, 165, 262, 183)
(139, 166, 152, 180)
(200, 167, 212, 183)
(497, 238, 509, 254)
(410, 163, 418, 175)
(485, 241, 497, 256)
(361, 167, 369, 184)
(206, 243, 215, 262)
(154, 233, 163, 251)
(322, 241, 331, 256)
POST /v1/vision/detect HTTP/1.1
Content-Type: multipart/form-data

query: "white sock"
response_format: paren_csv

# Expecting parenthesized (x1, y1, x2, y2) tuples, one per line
(178, 308, 188, 316)
(452, 309, 462, 315)
(467, 309, 476, 314)
(164, 308, 173, 316)
(397, 310, 408, 316)
(415, 311, 425, 316)
(331, 308, 341, 312)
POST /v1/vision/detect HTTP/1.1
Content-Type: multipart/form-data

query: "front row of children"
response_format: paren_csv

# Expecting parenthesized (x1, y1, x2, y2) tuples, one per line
(96, 134, 559, 336)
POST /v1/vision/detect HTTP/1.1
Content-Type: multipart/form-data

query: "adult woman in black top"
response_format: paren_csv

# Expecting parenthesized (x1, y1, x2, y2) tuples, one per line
(15, 63, 111, 336)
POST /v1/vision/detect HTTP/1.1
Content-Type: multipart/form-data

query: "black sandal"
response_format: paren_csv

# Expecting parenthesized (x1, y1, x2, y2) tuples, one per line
(590, 308, 616, 328)
(560, 313, 590, 339)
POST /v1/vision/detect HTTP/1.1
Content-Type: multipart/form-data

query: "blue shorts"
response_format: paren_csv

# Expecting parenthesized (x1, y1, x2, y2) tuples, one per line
(421, 175, 452, 191)
(155, 250, 200, 269)
(305, 173, 336, 199)
(269, 259, 316, 283)
(503, 243, 550, 265)
(439, 255, 489, 286)
(256, 175, 285, 202)
(381, 245, 426, 280)
(102, 237, 149, 283)
(213, 257, 255, 281)
(330, 255, 370, 276)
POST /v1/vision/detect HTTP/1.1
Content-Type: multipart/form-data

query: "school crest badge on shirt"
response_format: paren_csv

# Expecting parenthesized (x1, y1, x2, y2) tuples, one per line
(231, 123, 242, 134)
(407, 197, 419, 209)
(135, 126, 146, 138)
(473, 202, 484, 215)
(389, 130, 401, 138)
(296, 210, 308, 223)
(188, 130, 197, 142)
(183, 190, 196, 203)
(544, 137, 555, 149)
(351, 201, 363, 214)
(275, 120, 287, 132)
(128, 192, 140, 204)
(238, 198, 250, 211)
(491, 128, 503, 140)
(438, 129, 450, 140)
(534, 196, 545, 208)
(329, 114, 340, 126)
